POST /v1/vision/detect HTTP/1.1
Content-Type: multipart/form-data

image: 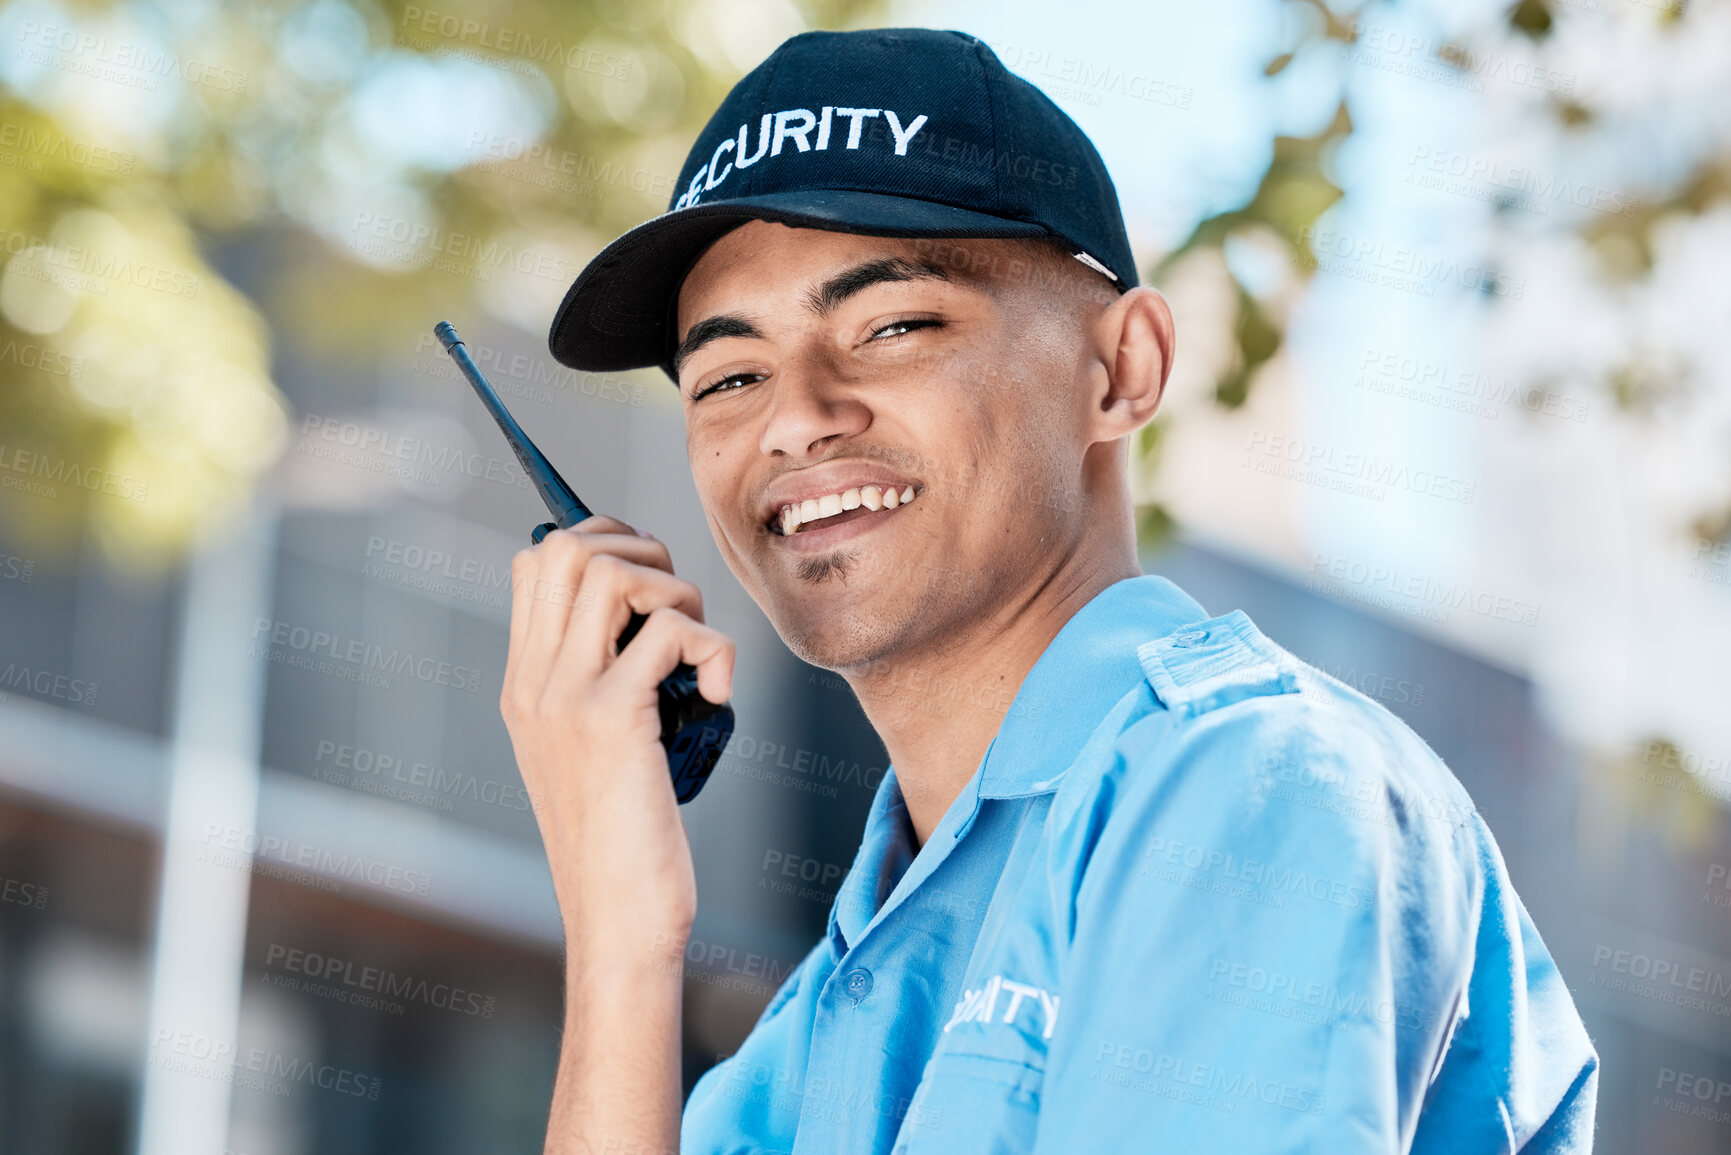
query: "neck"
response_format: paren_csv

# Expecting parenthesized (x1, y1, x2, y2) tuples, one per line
(845, 511, 1142, 849)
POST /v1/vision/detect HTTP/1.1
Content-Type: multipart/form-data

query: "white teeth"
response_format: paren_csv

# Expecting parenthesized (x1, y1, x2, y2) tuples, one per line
(777, 483, 916, 533)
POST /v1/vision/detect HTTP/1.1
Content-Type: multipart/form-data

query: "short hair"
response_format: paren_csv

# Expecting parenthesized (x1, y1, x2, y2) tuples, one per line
(905, 235, 1122, 315)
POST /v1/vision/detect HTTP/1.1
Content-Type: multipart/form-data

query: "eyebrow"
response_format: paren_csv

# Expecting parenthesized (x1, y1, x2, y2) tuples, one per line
(672, 256, 953, 380)
(672, 315, 763, 379)
(803, 256, 949, 316)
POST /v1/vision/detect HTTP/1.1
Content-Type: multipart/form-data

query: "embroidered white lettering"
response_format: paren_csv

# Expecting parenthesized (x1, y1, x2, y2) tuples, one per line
(1037, 989, 1060, 1039)
(675, 163, 709, 209)
(705, 138, 736, 189)
(980, 974, 1002, 1021)
(736, 113, 772, 168)
(999, 979, 1039, 1023)
(834, 107, 881, 149)
(674, 107, 931, 208)
(882, 110, 929, 156)
(944, 973, 1061, 1040)
(772, 108, 817, 156)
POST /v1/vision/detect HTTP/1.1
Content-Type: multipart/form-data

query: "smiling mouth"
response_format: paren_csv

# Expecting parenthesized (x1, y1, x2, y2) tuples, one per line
(768, 484, 920, 536)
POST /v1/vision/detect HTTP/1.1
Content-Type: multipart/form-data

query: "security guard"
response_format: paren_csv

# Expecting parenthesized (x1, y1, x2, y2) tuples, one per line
(501, 27, 1598, 1154)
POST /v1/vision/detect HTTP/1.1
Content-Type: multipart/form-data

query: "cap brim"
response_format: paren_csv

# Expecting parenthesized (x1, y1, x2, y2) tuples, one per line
(547, 190, 1051, 377)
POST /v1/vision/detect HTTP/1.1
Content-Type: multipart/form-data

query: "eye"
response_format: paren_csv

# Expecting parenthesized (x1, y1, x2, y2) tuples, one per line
(867, 317, 942, 343)
(691, 371, 764, 401)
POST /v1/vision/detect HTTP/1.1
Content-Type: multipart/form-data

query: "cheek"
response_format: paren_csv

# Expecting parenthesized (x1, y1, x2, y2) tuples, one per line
(687, 435, 779, 563)
(967, 404, 1076, 523)
(685, 439, 736, 524)
(942, 380, 1045, 480)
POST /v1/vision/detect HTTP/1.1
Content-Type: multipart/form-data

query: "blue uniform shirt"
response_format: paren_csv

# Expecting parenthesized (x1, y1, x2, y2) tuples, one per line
(682, 575, 1598, 1153)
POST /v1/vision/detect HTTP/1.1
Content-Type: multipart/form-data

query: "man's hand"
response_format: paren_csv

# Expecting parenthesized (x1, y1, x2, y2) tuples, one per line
(501, 514, 735, 1154)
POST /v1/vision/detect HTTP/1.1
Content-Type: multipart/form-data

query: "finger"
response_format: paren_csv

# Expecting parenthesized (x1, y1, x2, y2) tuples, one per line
(513, 531, 589, 700)
(569, 515, 668, 555)
(560, 555, 706, 679)
(514, 529, 675, 695)
(503, 545, 539, 695)
(560, 521, 675, 575)
(602, 606, 736, 706)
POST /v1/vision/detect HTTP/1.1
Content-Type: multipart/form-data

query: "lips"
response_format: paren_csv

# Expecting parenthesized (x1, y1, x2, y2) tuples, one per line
(759, 471, 921, 536)
(767, 491, 919, 551)
(797, 502, 881, 533)
(771, 483, 918, 536)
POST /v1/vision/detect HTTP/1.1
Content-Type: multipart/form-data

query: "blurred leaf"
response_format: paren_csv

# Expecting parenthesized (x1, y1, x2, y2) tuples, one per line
(1508, 0, 1553, 39)
(1436, 41, 1473, 71)
(1552, 97, 1593, 128)
(1288, 0, 1359, 44)
(0, 99, 286, 570)
(1578, 156, 1730, 281)
(1155, 101, 1350, 284)
(1133, 11, 1356, 526)
(1218, 285, 1281, 408)
(1592, 739, 1726, 853)
(1691, 504, 1731, 548)
(1602, 349, 1687, 413)
(1135, 502, 1175, 550)
(1136, 414, 1166, 460)
(1132, 422, 1172, 548)
(0, 0, 885, 568)
(1150, 100, 1346, 418)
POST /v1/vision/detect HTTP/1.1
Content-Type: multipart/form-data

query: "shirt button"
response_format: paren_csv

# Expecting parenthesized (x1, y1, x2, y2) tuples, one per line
(843, 968, 873, 1001)
(1169, 629, 1211, 648)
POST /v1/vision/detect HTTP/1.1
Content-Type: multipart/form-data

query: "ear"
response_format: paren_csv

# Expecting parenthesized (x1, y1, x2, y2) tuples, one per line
(1089, 286, 1175, 443)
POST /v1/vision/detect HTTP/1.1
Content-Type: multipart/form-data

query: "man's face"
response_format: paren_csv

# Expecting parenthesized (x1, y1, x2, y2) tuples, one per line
(674, 220, 1107, 672)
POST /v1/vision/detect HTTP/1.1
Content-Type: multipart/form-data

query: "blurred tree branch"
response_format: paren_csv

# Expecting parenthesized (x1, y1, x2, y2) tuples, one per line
(0, 0, 883, 569)
(1134, 0, 1357, 546)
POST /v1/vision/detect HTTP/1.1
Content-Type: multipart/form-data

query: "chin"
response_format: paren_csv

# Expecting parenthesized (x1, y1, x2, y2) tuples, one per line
(745, 547, 949, 671)
(772, 598, 902, 674)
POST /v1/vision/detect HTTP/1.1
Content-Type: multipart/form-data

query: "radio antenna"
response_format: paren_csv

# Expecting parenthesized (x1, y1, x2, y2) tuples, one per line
(435, 321, 591, 530)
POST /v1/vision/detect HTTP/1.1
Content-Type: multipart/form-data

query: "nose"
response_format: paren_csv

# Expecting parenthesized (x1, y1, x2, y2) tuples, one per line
(758, 355, 871, 458)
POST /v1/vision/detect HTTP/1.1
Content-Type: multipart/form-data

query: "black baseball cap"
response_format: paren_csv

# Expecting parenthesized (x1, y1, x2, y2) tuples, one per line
(547, 27, 1138, 380)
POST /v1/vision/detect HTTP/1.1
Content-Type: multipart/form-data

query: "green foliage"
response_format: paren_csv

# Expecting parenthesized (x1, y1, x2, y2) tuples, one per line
(1581, 156, 1731, 280)
(1134, 501, 1175, 550)
(1217, 284, 1282, 409)
(1508, 0, 1553, 39)
(1153, 99, 1352, 285)
(1148, 97, 1349, 414)
(1692, 505, 1731, 550)
(0, 0, 884, 568)
(1591, 739, 1727, 852)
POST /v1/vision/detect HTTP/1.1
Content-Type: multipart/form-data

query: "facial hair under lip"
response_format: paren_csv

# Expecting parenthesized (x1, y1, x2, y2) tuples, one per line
(794, 549, 859, 584)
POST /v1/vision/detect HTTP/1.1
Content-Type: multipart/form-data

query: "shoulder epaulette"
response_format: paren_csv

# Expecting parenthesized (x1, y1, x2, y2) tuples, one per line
(1137, 610, 1300, 718)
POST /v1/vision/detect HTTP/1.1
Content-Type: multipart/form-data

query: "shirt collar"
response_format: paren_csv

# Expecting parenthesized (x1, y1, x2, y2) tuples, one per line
(829, 766, 918, 957)
(825, 574, 1207, 956)
(977, 573, 1206, 798)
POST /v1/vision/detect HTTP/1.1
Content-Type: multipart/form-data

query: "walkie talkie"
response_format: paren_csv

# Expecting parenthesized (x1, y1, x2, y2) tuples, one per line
(435, 321, 733, 804)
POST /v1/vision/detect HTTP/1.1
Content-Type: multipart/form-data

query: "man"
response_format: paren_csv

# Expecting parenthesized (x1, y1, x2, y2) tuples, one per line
(500, 27, 1599, 1155)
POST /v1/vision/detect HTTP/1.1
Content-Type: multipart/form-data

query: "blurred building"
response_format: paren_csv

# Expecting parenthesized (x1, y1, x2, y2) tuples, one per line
(4, 451, 1729, 1151)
